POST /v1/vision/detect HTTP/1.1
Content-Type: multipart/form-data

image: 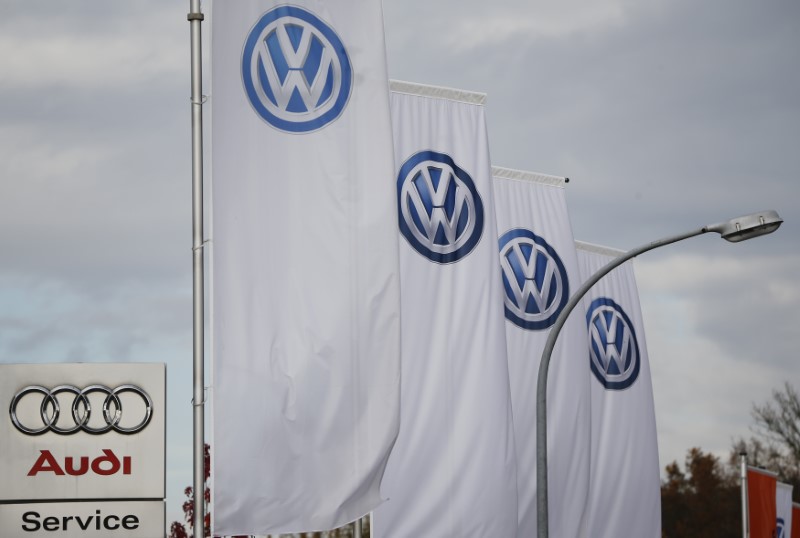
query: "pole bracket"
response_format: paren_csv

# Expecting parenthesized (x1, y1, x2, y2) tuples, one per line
(192, 387, 209, 407)
(187, 12, 205, 21)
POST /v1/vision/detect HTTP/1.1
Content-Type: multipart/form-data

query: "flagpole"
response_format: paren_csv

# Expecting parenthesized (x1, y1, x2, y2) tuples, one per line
(740, 452, 749, 538)
(188, 1, 206, 536)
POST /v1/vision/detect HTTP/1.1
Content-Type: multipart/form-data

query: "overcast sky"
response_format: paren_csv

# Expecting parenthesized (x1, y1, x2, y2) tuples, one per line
(1, 0, 798, 528)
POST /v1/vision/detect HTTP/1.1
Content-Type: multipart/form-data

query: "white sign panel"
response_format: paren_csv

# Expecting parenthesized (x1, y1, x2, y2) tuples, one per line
(0, 363, 165, 501)
(0, 500, 165, 538)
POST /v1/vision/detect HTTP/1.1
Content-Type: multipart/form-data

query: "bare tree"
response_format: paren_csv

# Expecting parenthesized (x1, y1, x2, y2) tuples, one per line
(730, 382, 800, 503)
(751, 382, 800, 465)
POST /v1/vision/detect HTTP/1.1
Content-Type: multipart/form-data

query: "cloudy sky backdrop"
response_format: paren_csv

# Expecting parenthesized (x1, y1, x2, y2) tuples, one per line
(1, 0, 798, 527)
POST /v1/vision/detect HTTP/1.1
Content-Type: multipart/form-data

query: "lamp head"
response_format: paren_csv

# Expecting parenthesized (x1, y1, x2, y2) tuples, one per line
(706, 210, 783, 243)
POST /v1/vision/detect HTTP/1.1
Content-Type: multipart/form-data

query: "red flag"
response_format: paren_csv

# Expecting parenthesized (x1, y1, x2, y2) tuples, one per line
(748, 467, 777, 538)
(792, 503, 800, 538)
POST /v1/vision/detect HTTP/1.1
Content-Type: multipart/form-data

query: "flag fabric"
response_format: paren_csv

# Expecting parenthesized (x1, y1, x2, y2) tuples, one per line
(792, 502, 800, 538)
(373, 81, 517, 537)
(210, 1, 401, 534)
(575, 242, 661, 537)
(492, 168, 590, 537)
(777, 482, 793, 538)
(747, 467, 778, 538)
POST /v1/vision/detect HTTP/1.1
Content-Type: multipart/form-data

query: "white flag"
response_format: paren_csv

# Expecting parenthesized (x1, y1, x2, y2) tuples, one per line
(777, 482, 794, 538)
(211, 2, 400, 534)
(493, 168, 590, 537)
(576, 242, 661, 537)
(374, 82, 517, 537)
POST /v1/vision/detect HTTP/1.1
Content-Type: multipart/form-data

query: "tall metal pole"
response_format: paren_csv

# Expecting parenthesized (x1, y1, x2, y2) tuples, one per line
(188, 1, 206, 536)
(740, 452, 749, 538)
(536, 227, 708, 537)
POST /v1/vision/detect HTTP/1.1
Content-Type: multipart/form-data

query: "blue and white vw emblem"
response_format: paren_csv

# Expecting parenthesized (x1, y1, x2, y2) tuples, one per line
(777, 517, 785, 538)
(499, 229, 569, 330)
(587, 297, 641, 390)
(241, 6, 353, 133)
(397, 151, 484, 264)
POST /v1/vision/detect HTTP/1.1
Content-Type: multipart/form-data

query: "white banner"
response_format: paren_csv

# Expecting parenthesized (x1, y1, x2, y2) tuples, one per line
(493, 168, 590, 537)
(576, 242, 661, 537)
(777, 482, 793, 538)
(211, 2, 400, 534)
(374, 82, 517, 537)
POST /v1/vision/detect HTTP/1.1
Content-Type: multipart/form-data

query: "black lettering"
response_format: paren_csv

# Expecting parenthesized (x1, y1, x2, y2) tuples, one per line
(21, 511, 40, 532)
(21, 508, 140, 533)
(121, 514, 140, 530)
(76, 515, 91, 530)
(42, 516, 59, 531)
(104, 515, 120, 530)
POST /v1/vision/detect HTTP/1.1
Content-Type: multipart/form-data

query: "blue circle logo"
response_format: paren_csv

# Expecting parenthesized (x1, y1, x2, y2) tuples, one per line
(241, 6, 353, 133)
(587, 297, 641, 390)
(499, 229, 569, 330)
(397, 151, 484, 264)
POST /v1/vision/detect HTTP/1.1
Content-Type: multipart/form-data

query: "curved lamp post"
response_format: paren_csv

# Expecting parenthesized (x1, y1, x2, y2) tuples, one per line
(536, 210, 783, 537)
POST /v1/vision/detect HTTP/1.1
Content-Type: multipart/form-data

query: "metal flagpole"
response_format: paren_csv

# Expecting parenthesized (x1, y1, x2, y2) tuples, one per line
(188, 0, 206, 536)
(740, 452, 749, 538)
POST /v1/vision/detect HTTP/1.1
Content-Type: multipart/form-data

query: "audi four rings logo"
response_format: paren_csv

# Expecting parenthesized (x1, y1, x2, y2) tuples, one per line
(9, 385, 153, 435)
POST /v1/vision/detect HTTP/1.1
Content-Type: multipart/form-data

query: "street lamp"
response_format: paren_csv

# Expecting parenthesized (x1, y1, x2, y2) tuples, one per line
(535, 210, 783, 537)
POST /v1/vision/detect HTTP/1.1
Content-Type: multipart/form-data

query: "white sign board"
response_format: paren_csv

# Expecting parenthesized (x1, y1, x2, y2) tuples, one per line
(0, 500, 165, 538)
(0, 363, 165, 501)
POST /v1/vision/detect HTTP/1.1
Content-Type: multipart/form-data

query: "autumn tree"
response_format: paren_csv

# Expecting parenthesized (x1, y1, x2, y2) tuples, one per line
(661, 447, 740, 537)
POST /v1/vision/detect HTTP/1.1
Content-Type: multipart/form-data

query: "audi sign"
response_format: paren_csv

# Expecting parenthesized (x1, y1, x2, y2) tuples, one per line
(0, 363, 165, 502)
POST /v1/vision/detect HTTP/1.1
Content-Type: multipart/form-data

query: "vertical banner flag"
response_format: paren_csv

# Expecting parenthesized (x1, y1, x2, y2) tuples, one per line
(576, 242, 661, 537)
(747, 467, 777, 538)
(211, 1, 401, 535)
(492, 168, 590, 537)
(792, 503, 800, 538)
(374, 81, 517, 537)
(777, 482, 794, 538)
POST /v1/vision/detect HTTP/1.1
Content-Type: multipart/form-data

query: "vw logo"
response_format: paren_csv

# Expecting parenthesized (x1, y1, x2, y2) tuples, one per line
(587, 298, 641, 390)
(777, 517, 785, 538)
(241, 5, 353, 133)
(9, 385, 153, 435)
(397, 150, 484, 264)
(499, 228, 569, 330)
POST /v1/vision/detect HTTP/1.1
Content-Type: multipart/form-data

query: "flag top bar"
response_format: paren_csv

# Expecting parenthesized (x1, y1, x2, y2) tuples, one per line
(747, 465, 780, 478)
(492, 166, 566, 187)
(575, 240, 625, 258)
(389, 79, 487, 105)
